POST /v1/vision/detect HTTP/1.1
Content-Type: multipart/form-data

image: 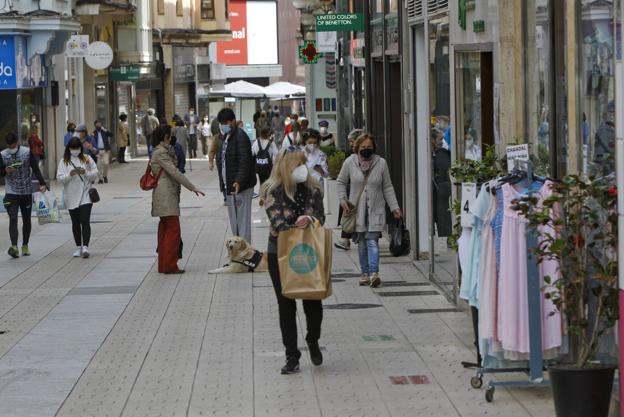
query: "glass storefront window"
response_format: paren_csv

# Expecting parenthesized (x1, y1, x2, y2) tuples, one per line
(455, 52, 482, 161)
(388, 0, 398, 13)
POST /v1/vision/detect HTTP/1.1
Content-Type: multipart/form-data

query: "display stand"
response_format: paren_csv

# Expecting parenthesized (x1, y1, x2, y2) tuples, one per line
(470, 160, 550, 402)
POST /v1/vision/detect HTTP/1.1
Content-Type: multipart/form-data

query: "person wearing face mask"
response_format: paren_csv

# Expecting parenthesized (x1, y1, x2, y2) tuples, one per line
(57, 138, 99, 258)
(336, 133, 402, 287)
(318, 120, 334, 147)
(262, 146, 326, 375)
(303, 129, 329, 186)
(64, 123, 77, 146)
(75, 124, 99, 163)
(200, 115, 211, 158)
(464, 129, 481, 161)
(216, 108, 257, 243)
(436, 116, 451, 151)
(150, 125, 205, 274)
(0, 133, 47, 258)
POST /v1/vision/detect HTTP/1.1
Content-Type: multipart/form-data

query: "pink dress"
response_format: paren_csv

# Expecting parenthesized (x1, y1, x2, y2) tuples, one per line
(478, 188, 498, 349)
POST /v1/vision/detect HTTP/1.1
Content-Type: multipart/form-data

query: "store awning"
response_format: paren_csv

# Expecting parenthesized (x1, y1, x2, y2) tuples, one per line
(208, 80, 267, 98)
(264, 82, 306, 99)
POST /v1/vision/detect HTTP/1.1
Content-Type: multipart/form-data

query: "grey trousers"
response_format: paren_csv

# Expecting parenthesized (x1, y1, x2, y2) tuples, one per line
(227, 187, 253, 243)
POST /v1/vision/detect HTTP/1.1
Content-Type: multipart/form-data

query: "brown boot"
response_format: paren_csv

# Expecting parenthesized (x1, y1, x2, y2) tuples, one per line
(359, 274, 370, 286)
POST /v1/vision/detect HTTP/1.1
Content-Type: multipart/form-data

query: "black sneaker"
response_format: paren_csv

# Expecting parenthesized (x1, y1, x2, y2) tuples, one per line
(7, 246, 19, 259)
(98, 179, 104, 184)
(281, 356, 300, 375)
(307, 342, 323, 366)
(104, 177, 108, 184)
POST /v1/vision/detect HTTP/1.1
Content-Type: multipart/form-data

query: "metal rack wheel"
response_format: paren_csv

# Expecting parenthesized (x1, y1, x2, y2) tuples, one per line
(485, 386, 495, 403)
(470, 375, 483, 389)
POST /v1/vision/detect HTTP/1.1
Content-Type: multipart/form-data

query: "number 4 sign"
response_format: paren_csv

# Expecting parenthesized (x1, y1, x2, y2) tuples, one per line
(460, 183, 477, 228)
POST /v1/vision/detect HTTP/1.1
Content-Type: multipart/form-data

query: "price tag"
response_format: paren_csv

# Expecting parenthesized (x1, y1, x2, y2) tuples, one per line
(460, 183, 477, 228)
(506, 144, 529, 172)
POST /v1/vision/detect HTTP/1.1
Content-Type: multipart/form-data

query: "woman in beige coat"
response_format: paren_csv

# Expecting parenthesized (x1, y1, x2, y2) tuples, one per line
(150, 124, 204, 274)
(116, 113, 129, 163)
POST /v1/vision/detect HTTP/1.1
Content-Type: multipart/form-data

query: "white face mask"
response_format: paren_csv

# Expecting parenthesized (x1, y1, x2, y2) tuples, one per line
(305, 144, 316, 153)
(70, 149, 81, 157)
(320, 127, 328, 135)
(292, 164, 308, 184)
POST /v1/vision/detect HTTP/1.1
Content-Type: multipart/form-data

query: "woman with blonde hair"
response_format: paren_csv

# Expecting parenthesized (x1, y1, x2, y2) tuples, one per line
(262, 146, 326, 375)
(336, 133, 402, 287)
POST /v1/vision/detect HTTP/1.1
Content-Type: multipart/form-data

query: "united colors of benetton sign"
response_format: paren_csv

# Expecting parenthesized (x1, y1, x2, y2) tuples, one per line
(316, 13, 365, 32)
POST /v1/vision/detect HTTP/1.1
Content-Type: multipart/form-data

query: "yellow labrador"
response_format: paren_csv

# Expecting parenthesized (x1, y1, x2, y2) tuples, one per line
(208, 236, 269, 274)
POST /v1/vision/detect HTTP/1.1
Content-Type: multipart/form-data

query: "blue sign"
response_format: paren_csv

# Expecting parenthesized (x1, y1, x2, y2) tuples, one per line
(0, 36, 16, 89)
(289, 243, 319, 274)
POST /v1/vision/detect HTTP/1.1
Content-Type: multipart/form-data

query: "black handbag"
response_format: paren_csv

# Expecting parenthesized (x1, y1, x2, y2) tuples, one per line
(389, 218, 410, 257)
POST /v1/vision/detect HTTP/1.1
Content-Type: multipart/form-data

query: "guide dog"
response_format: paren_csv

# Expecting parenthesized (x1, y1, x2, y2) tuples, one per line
(208, 236, 268, 274)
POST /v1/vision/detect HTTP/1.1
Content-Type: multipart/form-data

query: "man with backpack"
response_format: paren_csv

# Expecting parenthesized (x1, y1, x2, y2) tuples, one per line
(251, 127, 278, 186)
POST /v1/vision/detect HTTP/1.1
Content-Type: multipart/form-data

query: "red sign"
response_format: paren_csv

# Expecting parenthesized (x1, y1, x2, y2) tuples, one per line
(217, 0, 248, 65)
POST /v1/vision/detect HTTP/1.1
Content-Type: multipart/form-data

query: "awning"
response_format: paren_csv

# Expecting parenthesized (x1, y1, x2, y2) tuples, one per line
(264, 81, 306, 99)
(208, 80, 267, 98)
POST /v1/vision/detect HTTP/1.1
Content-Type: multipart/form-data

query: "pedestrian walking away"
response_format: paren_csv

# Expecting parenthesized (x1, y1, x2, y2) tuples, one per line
(28, 123, 45, 174)
(271, 109, 285, 142)
(335, 128, 363, 251)
(0, 132, 47, 258)
(252, 126, 279, 187)
(93, 120, 113, 184)
(185, 107, 199, 159)
(57, 138, 99, 258)
(117, 113, 130, 163)
(217, 108, 257, 243)
(303, 129, 329, 186)
(141, 108, 159, 157)
(149, 125, 204, 274)
(173, 119, 189, 163)
(261, 146, 325, 374)
(336, 133, 402, 288)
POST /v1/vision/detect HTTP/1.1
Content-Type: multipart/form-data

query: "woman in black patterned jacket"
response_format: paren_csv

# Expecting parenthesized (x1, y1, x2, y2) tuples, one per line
(262, 146, 325, 375)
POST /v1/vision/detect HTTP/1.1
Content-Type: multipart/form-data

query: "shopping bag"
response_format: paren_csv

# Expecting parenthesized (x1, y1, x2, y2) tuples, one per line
(389, 218, 411, 257)
(34, 191, 62, 225)
(58, 190, 66, 210)
(277, 226, 333, 300)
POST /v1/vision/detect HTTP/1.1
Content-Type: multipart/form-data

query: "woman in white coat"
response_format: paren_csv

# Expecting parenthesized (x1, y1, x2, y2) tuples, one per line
(303, 129, 329, 186)
(57, 137, 98, 258)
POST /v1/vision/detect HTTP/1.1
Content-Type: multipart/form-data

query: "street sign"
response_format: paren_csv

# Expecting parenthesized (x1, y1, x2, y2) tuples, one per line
(299, 40, 322, 64)
(109, 65, 140, 82)
(316, 13, 364, 32)
(65, 35, 89, 57)
(0, 36, 15, 89)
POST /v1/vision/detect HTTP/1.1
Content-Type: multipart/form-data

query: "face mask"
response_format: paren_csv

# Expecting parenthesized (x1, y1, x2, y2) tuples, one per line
(359, 148, 374, 159)
(190, 112, 194, 116)
(292, 165, 308, 184)
(70, 149, 81, 157)
(305, 144, 316, 153)
(220, 124, 231, 135)
(320, 127, 328, 135)
(204, 117, 208, 122)
(465, 139, 474, 148)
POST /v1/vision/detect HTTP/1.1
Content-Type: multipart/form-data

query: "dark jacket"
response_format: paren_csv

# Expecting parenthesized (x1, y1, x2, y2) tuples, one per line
(93, 128, 113, 151)
(217, 126, 256, 194)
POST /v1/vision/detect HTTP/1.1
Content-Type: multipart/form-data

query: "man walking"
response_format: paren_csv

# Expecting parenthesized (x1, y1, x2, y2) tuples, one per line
(0, 133, 47, 258)
(216, 108, 256, 243)
(93, 119, 113, 184)
(271, 109, 285, 142)
(76, 125, 98, 163)
(184, 107, 199, 159)
(141, 108, 159, 157)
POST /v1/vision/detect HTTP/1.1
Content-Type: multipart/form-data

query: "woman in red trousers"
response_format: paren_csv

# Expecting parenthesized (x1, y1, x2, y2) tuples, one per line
(150, 124, 204, 274)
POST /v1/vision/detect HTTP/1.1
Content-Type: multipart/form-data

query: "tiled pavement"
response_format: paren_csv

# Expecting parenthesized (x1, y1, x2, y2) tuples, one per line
(0, 159, 557, 417)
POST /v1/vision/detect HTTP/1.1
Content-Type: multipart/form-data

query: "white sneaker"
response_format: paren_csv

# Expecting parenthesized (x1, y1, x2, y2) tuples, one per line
(81, 246, 90, 258)
(73, 247, 82, 258)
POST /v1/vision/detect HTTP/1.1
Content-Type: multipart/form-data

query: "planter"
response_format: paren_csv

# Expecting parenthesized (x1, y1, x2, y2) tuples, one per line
(550, 365, 616, 417)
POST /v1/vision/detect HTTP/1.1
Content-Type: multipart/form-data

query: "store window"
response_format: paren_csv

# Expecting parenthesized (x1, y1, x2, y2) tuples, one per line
(455, 52, 483, 161)
(388, 0, 398, 13)
(580, 0, 615, 176)
(201, 0, 215, 19)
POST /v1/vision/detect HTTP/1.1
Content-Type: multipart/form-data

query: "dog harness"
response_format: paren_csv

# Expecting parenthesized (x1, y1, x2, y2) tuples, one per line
(231, 250, 264, 272)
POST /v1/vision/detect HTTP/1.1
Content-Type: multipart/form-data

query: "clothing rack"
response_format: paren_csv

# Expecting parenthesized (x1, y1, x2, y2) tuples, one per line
(470, 159, 550, 402)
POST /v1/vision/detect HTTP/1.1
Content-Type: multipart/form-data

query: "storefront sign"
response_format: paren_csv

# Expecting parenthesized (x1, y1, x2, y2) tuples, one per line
(458, 0, 476, 30)
(317, 31, 337, 53)
(506, 144, 529, 172)
(316, 13, 364, 32)
(473, 20, 485, 33)
(460, 183, 477, 228)
(0, 35, 16, 89)
(109, 65, 140, 82)
(351, 37, 365, 67)
(299, 40, 321, 64)
(65, 35, 89, 58)
(85, 42, 113, 70)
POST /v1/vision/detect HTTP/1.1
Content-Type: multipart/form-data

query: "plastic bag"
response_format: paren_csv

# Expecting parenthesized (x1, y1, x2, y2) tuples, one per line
(34, 191, 62, 225)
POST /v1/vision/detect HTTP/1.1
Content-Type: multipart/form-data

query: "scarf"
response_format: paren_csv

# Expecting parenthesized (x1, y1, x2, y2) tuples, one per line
(358, 155, 373, 172)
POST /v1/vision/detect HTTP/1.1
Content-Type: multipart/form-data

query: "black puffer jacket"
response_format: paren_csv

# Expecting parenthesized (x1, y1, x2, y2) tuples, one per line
(217, 126, 257, 193)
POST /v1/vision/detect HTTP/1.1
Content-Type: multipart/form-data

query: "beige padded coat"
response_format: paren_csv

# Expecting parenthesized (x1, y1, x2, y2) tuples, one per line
(150, 145, 196, 218)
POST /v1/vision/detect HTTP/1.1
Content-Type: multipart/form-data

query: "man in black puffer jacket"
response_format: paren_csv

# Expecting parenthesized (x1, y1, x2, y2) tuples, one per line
(216, 108, 257, 243)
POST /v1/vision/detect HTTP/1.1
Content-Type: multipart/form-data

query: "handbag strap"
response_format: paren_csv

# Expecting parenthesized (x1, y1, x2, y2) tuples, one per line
(146, 159, 164, 180)
(351, 171, 370, 208)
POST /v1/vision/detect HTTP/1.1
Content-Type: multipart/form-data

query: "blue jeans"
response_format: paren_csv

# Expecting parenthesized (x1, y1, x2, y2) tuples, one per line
(358, 239, 379, 275)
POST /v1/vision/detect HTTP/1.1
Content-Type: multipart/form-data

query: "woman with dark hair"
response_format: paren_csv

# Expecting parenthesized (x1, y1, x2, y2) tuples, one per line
(150, 125, 204, 274)
(57, 137, 99, 258)
(64, 123, 76, 146)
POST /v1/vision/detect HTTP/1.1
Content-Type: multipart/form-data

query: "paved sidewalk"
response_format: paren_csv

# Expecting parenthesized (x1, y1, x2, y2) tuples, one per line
(0, 160, 556, 417)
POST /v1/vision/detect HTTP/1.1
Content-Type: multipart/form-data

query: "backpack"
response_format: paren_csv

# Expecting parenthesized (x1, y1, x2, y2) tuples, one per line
(255, 139, 273, 176)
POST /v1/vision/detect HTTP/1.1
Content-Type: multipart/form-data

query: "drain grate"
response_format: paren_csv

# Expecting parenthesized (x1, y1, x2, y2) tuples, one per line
(381, 282, 431, 288)
(91, 220, 112, 224)
(181, 206, 202, 209)
(113, 196, 142, 199)
(324, 303, 383, 310)
(377, 291, 439, 297)
(331, 279, 345, 283)
(407, 308, 461, 314)
(331, 272, 361, 278)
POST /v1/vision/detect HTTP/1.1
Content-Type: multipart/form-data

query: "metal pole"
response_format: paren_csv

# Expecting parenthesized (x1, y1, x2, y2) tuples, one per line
(615, 1, 624, 414)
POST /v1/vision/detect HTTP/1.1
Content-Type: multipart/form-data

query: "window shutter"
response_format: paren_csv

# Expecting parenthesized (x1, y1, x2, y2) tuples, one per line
(427, 0, 448, 16)
(407, 0, 423, 22)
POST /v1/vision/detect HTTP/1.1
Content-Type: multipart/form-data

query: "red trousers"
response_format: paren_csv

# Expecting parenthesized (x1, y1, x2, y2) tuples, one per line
(158, 216, 182, 273)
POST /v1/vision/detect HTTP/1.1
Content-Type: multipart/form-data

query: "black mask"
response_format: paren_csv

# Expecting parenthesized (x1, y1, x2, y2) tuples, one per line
(359, 148, 374, 159)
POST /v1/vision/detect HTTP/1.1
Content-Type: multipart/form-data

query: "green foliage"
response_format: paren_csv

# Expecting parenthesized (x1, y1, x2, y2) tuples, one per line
(328, 151, 346, 180)
(320, 145, 338, 158)
(513, 176, 618, 368)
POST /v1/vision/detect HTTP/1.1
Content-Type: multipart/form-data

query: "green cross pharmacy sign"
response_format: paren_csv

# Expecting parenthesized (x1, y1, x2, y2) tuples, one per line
(316, 13, 364, 32)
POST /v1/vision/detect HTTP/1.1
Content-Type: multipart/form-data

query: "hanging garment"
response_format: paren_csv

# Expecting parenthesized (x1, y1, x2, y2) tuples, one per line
(478, 186, 498, 351)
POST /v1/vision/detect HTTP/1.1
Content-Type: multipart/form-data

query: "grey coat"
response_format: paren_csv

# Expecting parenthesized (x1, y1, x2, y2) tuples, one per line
(150, 145, 197, 217)
(336, 154, 399, 233)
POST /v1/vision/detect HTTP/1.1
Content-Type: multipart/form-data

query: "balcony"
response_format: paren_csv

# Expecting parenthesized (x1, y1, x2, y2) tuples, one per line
(76, 0, 136, 15)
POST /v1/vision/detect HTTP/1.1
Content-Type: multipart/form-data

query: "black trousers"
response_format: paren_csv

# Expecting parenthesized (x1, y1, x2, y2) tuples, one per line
(4, 194, 32, 246)
(69, 203, 92, 246)
(258, 172, 270, 185)
(268, 253, 323, 359)
(117, 146, 126, 162)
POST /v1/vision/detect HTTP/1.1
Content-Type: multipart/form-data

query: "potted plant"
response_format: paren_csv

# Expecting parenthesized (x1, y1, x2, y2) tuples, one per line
(514, 175, 618, 417)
